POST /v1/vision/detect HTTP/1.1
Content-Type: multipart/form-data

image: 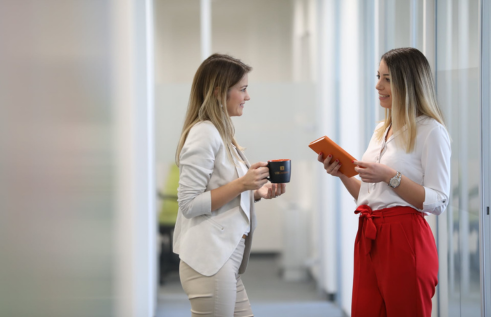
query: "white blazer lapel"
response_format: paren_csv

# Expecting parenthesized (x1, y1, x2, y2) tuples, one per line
(233, 147, 251, 223)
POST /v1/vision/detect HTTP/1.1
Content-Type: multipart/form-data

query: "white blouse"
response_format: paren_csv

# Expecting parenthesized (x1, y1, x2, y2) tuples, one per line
(356, 116, 451, 215)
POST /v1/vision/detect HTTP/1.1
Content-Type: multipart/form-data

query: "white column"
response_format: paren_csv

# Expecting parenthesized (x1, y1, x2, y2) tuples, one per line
(316, 0, 338, 296)
(111, 0, 156, 316)
(200, 0, 211, 60)
(458, 0, 470, 295)
(339, 0, 362, 314)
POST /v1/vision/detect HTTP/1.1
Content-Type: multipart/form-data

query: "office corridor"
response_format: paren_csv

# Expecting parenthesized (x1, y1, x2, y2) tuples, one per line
(157, 255, 343, 317)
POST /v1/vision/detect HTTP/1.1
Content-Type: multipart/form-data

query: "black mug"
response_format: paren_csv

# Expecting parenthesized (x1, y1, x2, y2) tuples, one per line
(267, 159, 291, 183)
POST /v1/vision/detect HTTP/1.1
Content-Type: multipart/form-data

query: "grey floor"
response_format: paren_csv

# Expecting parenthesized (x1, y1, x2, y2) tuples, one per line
(157, 254, 344, 317)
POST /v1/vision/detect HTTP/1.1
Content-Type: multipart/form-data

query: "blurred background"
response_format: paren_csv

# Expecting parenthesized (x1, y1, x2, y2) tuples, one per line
(0, 0, 490, 317)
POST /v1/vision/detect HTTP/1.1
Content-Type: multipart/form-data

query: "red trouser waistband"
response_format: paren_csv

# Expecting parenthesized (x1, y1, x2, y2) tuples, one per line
(354, 205, 422, 255)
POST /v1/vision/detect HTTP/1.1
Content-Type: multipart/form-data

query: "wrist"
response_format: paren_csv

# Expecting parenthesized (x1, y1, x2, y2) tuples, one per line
(254, 190, 261, 201)
(386, 169, 397, 184)
(235, 177, 247, 193)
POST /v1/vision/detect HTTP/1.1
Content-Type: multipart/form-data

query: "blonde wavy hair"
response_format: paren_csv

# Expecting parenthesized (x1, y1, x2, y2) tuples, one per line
(175, 53, 252, 165)
(376, 47, 446, 152)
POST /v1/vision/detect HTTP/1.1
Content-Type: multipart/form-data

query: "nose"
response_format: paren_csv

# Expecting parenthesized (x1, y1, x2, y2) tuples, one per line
(375, 79, 383, 91)
(245, 91, 250, 101)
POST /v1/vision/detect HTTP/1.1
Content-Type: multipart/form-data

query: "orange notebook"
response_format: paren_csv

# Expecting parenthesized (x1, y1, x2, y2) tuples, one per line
(308, 136, 359, 178)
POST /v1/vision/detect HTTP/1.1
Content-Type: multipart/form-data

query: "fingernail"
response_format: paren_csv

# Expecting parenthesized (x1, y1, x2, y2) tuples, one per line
(335, 159, 339, 162)
(352, 160, 355, 163)
(328, 154, 332, 158)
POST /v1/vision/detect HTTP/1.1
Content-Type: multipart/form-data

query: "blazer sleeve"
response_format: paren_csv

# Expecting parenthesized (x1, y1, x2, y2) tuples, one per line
(177, 122, 221, 219)
(421, 125, 451, 215)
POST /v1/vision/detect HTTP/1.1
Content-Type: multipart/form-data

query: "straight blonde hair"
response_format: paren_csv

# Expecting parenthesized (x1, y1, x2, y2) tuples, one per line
(376, 48, 446, 152)
(175, 54, 252, 165)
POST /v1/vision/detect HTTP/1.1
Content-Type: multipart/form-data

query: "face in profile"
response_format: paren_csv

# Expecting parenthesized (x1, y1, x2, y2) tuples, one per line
(226, 74, 250, 117)
(376, 59, 392, 109)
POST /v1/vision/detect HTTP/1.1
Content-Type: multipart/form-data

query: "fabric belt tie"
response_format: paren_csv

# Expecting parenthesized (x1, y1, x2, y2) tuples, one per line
(355, 205, 422, 255)
(355, 205, 380, 255)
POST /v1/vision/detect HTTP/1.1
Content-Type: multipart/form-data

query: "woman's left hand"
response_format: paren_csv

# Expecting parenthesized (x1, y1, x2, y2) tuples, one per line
(353, 161, 396, 184)
(255, 182, 286, 199)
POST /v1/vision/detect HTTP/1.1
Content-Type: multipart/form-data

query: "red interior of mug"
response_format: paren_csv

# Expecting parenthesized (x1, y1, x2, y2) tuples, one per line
(268, 159, 290, 162)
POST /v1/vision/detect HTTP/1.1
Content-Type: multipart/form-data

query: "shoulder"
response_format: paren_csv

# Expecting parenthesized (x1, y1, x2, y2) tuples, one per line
(186, 121, 223, 150)
(375, 121, 385, 130)
(189, 120, 219, 136)
(188, 121, 221, 140)
(418, 116, 450, 145)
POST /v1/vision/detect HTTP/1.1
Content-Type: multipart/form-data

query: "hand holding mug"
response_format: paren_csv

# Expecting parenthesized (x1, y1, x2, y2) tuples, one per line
(241, 162, 269, 190)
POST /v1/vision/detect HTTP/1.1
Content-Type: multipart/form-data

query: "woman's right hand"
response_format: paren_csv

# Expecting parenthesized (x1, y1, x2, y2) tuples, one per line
(241, 162, 270, 190)
(317, 152, 344, 178)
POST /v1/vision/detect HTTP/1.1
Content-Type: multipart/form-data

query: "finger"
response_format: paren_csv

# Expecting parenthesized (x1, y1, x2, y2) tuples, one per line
(317, 152, 324, 163)
(254, 167, 269, 177)
(259, 179, 269, 188)
(275, 184, 281, 196)
(281, 183, 286, 194)
(323, 155, 332, 169)
(327, 160, 339, 173)
(268, 187, 273, 198)
(256, 167, 270, 177)
(333, 162, 342, 173)
(353, 160, 367, 167)
(258, 166, 269, 173)
(251, 161, 268, 169)
(276, 184, 283, 196)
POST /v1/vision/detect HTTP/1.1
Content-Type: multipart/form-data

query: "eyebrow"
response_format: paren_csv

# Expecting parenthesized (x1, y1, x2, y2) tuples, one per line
(241, 85, 248, 88)
(377, 72, 390, 76)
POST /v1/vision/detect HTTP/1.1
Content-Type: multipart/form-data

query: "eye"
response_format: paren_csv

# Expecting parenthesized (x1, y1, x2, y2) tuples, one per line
(385, 78, 390, 83)
(241, 88, 247, 92)
(376, 74, 380, 79)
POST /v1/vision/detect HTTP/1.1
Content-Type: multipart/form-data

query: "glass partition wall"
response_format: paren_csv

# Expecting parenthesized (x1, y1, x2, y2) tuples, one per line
(436, 0, 481, 316)
(379, 0, 484, 316)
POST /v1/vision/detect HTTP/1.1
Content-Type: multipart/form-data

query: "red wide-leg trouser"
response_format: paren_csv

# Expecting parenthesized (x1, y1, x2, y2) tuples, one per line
(351, 205, 438, 317)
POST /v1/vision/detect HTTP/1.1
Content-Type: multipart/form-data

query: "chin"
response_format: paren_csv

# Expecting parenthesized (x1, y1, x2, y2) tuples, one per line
(380, 102, 391, 109)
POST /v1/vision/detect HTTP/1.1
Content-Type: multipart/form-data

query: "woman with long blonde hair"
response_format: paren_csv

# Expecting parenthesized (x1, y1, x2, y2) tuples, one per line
(173, 53, 286, 317)
(318, 47, 451, 316)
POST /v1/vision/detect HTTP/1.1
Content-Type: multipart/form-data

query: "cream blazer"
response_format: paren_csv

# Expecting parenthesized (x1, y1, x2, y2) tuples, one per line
(173, 121, 257, 276)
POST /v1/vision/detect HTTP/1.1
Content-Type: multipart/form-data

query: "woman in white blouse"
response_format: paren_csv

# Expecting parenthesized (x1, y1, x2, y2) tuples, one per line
(173, 53, 286, 317)
(318, 48, 450, 317)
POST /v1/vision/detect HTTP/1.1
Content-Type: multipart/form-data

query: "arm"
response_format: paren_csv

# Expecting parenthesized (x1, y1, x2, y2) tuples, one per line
(178, 123, 272, 218)
(418, 125, 451, 215)
(353, 125, 451, 214)
(340, 174, 362, 200)
(318, 152, 361, 200)
(211, 162, 271, 211)
(178, 123, 219, 219)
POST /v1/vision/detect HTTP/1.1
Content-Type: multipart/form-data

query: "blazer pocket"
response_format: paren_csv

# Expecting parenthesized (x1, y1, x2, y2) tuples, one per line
(206, 216, 224, 231)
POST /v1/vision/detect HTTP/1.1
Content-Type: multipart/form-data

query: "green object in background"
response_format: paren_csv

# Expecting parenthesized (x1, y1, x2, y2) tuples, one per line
(159, 164, 179, 225)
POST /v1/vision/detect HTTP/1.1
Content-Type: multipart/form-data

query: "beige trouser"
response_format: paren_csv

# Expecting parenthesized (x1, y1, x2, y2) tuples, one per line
(179, 238, 254, 317)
